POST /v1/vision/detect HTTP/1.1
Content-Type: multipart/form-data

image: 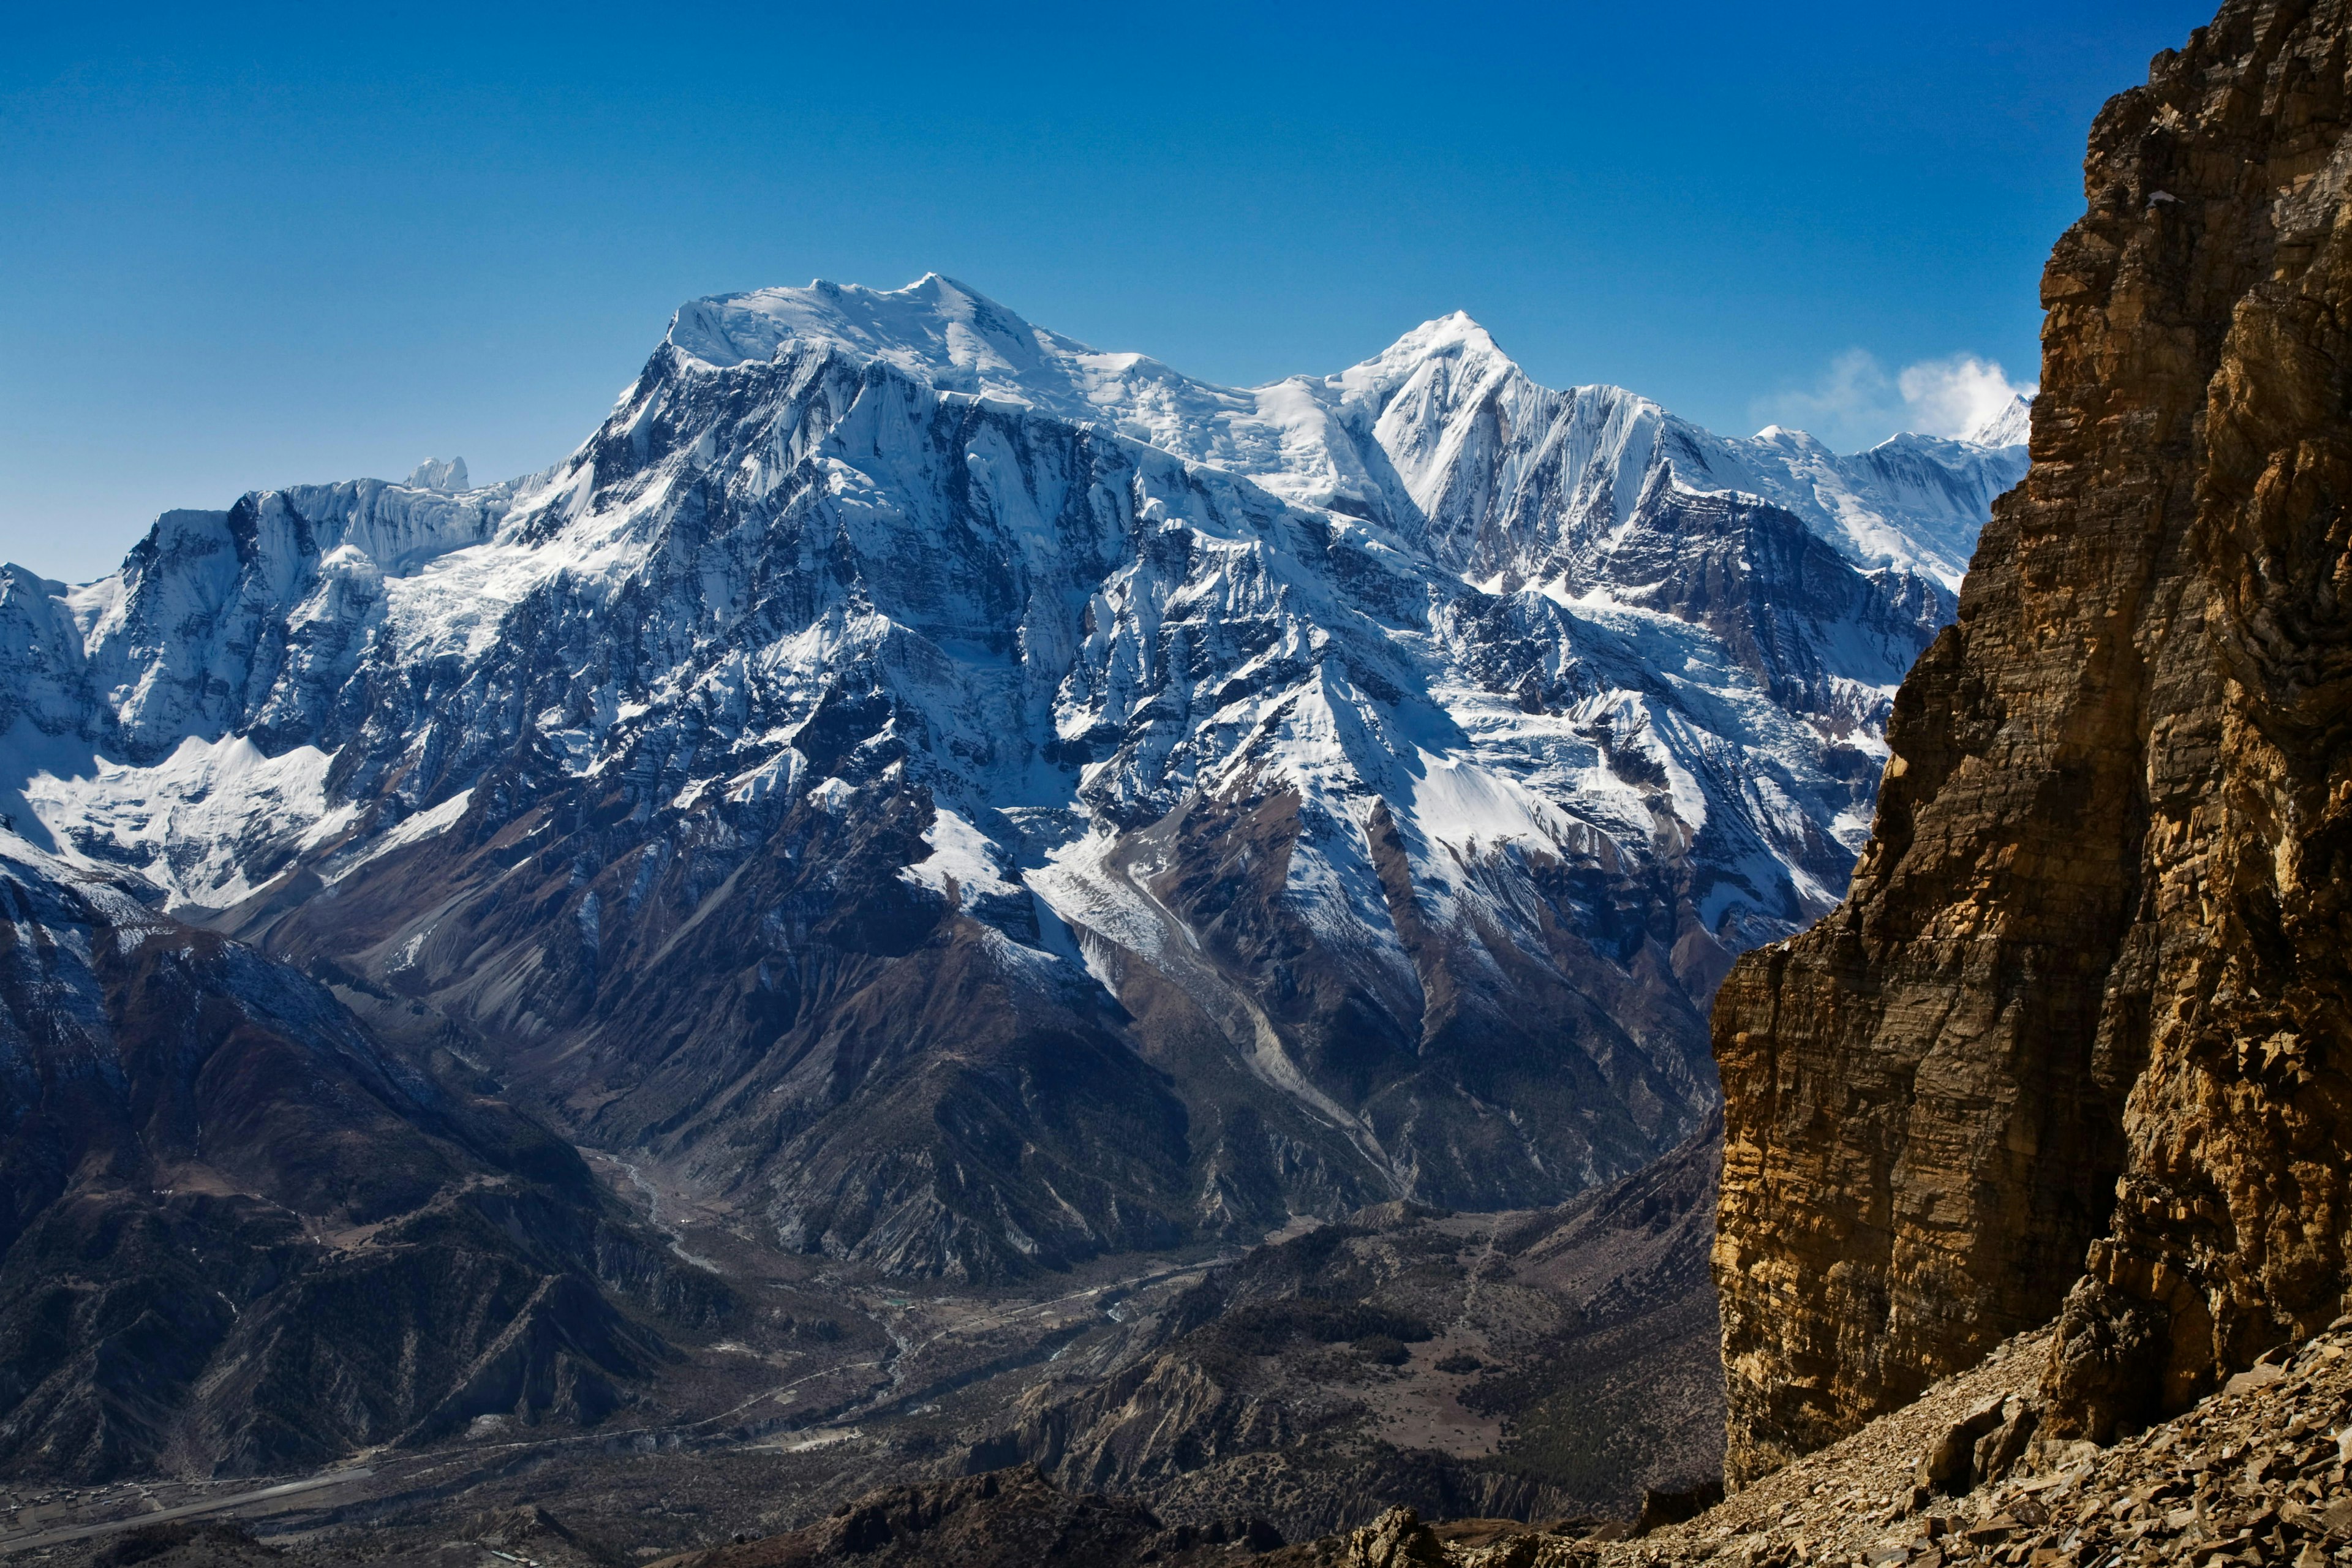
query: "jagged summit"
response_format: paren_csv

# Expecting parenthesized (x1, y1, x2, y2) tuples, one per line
(1319, 308, 1512, 394)
(1963, 393, 2032, 448)
(405, 455, 469, 491)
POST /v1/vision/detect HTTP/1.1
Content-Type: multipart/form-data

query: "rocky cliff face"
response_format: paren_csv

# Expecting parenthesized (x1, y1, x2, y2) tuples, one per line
(1711, 0, 2352, 1487)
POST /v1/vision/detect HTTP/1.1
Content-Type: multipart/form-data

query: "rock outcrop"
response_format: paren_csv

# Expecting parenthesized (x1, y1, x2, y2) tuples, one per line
(1711, 0, 2352, 1487)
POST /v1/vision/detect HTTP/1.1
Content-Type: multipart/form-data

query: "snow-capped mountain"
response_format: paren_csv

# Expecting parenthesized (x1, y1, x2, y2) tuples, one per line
(0, 276, 2027, 1280)
(668, 281, 2019, 590)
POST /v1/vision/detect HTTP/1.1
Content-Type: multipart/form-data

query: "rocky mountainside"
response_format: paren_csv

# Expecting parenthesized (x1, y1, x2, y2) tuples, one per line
(1589, 1320, 2352, 1568)
(970, 1118, 1722, 1535)
(0, 1131, 1721, 1551)
(0, 281, 2022, 1286)
(1257, 1315, 2352, 1568)
(0, 832, 726, 1479)
(1711, 0, 2352, 1488)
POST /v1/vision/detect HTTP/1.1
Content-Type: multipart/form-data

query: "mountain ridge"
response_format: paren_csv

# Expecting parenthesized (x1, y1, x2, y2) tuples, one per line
(653, 276, 2017, 592)
(0, 827, 725, 1479)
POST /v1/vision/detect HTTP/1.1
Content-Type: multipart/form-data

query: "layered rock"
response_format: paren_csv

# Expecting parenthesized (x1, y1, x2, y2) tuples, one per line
(1711, 0, 2352, 1487)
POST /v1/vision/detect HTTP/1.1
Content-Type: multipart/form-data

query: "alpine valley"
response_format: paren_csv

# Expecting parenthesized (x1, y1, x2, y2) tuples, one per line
(0, 278, 2025, 1532)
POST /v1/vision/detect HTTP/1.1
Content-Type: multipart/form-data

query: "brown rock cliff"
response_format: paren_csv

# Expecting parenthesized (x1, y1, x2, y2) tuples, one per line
(1711, 0, 2352, 1486)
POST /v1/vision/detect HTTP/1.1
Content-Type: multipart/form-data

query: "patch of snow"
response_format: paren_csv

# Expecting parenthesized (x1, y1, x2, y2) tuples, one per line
(1406, 751, 1577, 856)
(21, 736, 352, 910)
(326, 788, 473, 883)
(900, 808, 1020, 907)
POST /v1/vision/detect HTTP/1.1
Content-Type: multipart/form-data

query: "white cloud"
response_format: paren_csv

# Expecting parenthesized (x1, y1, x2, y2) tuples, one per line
(1758, 349, 1891, 438)
(1896, 355, 2035, 441)
(1755, 350, 2037, 451)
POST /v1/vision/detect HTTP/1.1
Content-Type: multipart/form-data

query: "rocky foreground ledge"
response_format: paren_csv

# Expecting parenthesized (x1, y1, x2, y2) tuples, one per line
(1296, 1319, 2352, 1568)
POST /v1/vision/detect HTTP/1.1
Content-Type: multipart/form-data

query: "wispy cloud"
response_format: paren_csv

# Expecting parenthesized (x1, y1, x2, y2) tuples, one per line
(1754, 350, 2035, 450)
(1897, 356, 2033, 440)
(1756, 349, 1894, 445)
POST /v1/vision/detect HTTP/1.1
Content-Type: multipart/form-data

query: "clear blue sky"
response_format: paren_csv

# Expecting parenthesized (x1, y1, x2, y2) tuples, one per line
(4, 1, 2215, 582)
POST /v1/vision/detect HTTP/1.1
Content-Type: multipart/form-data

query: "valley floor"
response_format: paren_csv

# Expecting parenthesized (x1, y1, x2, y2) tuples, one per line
(0, 1134, 1718, 1566)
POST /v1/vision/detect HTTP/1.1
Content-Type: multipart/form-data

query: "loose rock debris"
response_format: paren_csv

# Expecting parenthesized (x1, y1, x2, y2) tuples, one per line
(1296, 1320, 2352, 1567)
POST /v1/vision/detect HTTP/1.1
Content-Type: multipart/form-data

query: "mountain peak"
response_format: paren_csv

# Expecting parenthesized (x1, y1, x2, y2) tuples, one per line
(1963, 393, 2032, 448)
(665, 273, 1061, 377)
(1323, 311, 1521, 414)
(1748, 424, 1832, 453)
(405, 455, 469, 491)
(1374, 310, 1506, 366)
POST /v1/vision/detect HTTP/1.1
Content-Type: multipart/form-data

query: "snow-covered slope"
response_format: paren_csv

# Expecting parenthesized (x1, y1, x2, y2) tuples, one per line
(0, 276, 2029, 1279)
(663, 279, 2021, 590)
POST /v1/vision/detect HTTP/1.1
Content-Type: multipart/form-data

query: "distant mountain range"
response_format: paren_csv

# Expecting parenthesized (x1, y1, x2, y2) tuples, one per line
(0, 277, 2026, 1294)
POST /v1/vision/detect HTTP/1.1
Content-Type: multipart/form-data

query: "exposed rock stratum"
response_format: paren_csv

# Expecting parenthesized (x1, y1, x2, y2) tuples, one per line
(1711, 0, 2352, 1487)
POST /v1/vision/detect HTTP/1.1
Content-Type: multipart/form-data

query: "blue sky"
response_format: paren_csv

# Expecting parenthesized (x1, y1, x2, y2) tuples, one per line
(4, 1, 2214, 582)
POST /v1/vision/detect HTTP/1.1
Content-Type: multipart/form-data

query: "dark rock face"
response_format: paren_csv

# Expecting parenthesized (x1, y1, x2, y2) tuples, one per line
(0, 844, 718, 1479)
(1711, 0, 2352, 1486)
(255, 775, 1204, 1285)
(90, 1521, 282, 1568)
